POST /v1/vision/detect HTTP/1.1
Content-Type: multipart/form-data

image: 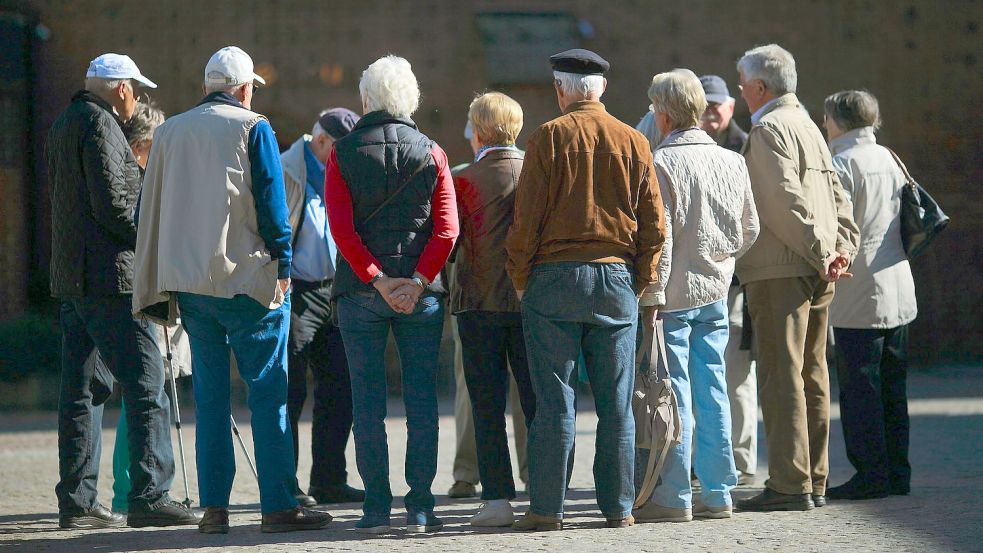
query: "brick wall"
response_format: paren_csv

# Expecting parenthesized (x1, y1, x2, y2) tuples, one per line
(24, 0, 983, 364)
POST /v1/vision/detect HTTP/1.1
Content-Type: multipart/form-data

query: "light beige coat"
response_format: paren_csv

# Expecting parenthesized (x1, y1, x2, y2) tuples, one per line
(736, 94, 860, 284)
(132, 102, 285, 323)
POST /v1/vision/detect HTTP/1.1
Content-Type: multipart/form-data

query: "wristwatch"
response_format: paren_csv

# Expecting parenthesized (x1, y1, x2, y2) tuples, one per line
(411, 276, 427, 290)
(369, 272, 387, 284)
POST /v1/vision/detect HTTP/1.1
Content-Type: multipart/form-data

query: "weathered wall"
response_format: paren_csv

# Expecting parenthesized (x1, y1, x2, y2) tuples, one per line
(24, 0, 983, 364)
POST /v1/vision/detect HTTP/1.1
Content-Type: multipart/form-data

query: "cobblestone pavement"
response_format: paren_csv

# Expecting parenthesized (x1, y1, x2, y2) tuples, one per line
(1, 367, 981, 552)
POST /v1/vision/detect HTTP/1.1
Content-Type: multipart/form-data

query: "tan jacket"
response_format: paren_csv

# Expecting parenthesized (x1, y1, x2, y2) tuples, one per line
(506, 101, 666, 290)
(280, 135, 309, 236)
(452, 148, 524, 313)
(133, 102, 286, 323)
(736, 94, 859, 284)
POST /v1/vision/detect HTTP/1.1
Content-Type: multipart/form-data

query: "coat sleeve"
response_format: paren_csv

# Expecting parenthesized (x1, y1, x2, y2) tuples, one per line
(639, 162, 671, 307)
(248, 120, 292, 279)
(413, 144, 459, 282)
(735, 159, 760, 259)
(81, 118, 138, 246)
(743, 124, 833, 273)
(830, 159, 860, 256)
(505, 128, 551, 291)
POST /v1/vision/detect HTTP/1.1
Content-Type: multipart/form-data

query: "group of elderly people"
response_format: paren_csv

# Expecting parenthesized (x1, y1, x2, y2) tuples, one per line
(49, 37, 916, 536)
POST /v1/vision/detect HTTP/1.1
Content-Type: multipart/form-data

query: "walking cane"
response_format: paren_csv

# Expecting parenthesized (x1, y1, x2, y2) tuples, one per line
(163, 326, 193, 509)
(230, 414, 259, 483)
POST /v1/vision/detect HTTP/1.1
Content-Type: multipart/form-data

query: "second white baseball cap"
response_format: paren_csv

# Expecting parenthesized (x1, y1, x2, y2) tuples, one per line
(203, 46, 266, 87)
(86, 53, 158, 88)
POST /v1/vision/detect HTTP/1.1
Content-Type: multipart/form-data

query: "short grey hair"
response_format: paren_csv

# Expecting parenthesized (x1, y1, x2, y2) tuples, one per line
(737, 44, 797, 95)
(123, 100, 165, 145)
(204, 81, 248, 95)
(824, 90, 882, 131)
(648, 69, 707, 131)
(553, 71, 605, 98)
(84, 77, 132, 94)
(359, 55, 420, 118)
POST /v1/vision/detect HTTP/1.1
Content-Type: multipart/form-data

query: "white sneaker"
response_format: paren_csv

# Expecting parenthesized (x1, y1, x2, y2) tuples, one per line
(470, 500, 514, 527)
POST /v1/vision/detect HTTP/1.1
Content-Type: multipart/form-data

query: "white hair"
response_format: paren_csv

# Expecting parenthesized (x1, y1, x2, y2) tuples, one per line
(84, 77, 131, 94)
(203, 81, 248, 95)
(553, 71, 605, 98)
(359, 55, 420, 118)
(737, 44, 797, 94)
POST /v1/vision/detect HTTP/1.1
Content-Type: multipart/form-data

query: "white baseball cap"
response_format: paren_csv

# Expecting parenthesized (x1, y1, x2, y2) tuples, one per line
(85, 53, 158, 88)
(204, 46, 266, 87)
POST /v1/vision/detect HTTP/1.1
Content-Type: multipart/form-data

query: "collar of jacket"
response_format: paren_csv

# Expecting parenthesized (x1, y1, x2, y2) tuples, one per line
(757, 92, 800, 120)
(72, 89, 124, 126)
(563, 100, 607, 115)
(477, 147, 524, 163)
(656, 127, 716, 150)
(828, 126, 876, 156)
(196, 91, 251, 110)
(352, 110, 417, 131)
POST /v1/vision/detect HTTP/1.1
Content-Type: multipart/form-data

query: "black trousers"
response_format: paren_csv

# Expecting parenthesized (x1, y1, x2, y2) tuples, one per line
(456, 310, 537, 500)
(833, 326, 911, 490)
(287, 280, 353, 490)
(57, 296, 175, 514)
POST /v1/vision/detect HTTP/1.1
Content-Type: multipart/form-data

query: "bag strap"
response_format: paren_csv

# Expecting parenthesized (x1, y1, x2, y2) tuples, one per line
(363, 157, 431, 225)
(653, 320, 669, 381)
(884, 147, 917, 191)
(634, 408, 675, 509)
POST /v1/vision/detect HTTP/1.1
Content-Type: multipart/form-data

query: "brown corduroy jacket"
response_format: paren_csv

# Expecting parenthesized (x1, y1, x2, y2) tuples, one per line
(506, 101, 666, 291)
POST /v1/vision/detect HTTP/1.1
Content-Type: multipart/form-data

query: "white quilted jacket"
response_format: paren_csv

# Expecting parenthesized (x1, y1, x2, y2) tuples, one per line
(644, 128, 759, 311)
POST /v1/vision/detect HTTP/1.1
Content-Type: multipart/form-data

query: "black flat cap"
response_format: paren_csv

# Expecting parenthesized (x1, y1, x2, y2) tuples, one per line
(549, 48, 609, 75)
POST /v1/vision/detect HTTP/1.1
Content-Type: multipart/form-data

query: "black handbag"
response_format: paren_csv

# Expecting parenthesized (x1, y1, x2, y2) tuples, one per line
(886, 148, 950, 259)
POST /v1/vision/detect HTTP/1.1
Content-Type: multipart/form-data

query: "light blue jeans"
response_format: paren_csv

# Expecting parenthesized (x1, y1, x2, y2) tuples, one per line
(177, 292, 298, 514)
(648, 299, 738, 509)
(522, 262, 637, 520)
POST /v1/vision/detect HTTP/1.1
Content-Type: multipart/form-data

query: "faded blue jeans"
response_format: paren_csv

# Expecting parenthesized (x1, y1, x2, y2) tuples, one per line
(177, 292, 298, 514)
(521, 262, 638, 520)
(648, 299, 738, 509)
(336, 291, 445, 517)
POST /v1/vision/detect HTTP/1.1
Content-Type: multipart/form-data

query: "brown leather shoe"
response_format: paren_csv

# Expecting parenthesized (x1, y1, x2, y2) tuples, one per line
(736, 488, 814, 512)
(512, 511, 562, 531)
(261, 506, 332, 533)
(605, 514, 634, 528)
(198, 507, 229, 534)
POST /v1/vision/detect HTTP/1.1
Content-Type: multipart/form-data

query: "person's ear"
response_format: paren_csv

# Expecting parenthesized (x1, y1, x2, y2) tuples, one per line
(601, 77, 608, 94)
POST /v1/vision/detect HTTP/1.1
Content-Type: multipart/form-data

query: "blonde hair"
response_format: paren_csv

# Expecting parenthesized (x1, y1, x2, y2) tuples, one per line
(468, 92, 523, 146)
(648, 69, 707, 131)
(359, 55, 420, 118)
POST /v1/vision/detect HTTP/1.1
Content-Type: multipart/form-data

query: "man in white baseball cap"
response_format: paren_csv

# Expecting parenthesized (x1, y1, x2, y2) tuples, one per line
(134, 45, 332, 534)
(48, 53, 202, 530)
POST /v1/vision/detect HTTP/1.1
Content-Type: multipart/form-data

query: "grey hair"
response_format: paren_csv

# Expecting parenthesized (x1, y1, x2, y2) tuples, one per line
(123, 100, 165, 145)
(824, 90, 882, 131)
(204, 81, 248, 95)
(553, 71, 605, 98)
(737, 44, 797, 95)
(311, 109, 330, 137)
(648, 69, 707, 131)
(359, 55, 420, 118)
(84, 77, 131, 94)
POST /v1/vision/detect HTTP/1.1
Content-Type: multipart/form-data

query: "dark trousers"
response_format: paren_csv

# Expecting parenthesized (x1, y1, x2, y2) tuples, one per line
(456, 311, 537, 500)
(833, 326, 911, 491)
(57, 296, 175, 514)
(287, 280, 353, 490)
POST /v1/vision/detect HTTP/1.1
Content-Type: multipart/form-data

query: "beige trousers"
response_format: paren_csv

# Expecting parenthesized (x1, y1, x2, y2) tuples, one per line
(745, 276, 833, 496)
(451, 313, 529, 485)
(725, 285, 758, 476)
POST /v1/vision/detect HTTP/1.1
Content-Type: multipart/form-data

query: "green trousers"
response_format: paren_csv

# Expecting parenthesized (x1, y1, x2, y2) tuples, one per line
(111, 404, 131, 512)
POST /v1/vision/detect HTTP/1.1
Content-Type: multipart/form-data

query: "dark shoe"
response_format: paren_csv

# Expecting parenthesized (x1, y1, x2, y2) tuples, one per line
(447, 480, 477, 499)
(354, 513, 392, 534)
(261, 506, 332, 533)
(890, 484, 910, 496)
(198, 507, 230, 534)
(812, 495, 827, 507)
(293, 485, 317, 508)
(127, 498, 202, 527)
(736, 488, 814, 512)
(59, 504, 125, 529)
(309, 484, 365, 505)
(827, 477, 889, 500)
(406, 510, 443, 533)
(605, 514, 635, 528)
(512, 511, 562, 531)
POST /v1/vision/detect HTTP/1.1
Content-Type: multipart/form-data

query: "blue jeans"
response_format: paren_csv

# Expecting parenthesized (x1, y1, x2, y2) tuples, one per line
(177, 292, 297, 514)
(337, 292, 445, 516)
(57, 296, 175, 515)
(521, 262, 638, 520)
(649, 299, 738, 509)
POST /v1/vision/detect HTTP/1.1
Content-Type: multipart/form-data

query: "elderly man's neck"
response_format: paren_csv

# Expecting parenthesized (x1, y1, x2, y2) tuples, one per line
(559, 93, 603, 112)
